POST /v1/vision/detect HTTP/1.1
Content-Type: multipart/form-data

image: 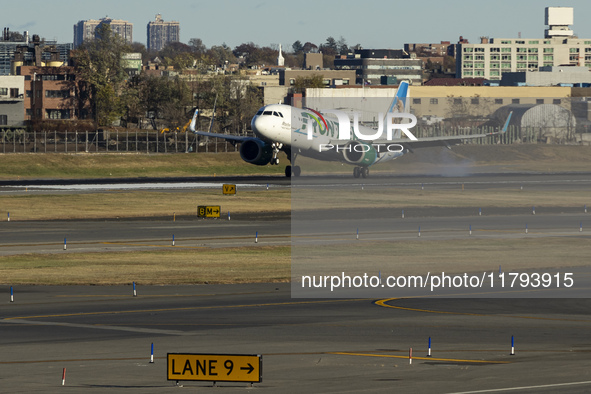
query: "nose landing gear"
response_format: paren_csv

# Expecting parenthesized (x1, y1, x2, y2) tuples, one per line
(270, 143, 282, 165)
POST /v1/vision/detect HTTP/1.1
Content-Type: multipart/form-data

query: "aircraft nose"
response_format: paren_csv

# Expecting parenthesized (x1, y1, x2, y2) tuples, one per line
(252, 116, 272, 137)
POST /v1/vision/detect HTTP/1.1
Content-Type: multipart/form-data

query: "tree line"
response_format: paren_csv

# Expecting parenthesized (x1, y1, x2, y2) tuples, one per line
(70, 25, 358, 131)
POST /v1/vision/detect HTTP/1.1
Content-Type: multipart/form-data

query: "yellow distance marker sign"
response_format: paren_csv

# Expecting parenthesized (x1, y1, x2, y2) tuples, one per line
(197, 205, 221, 218)
(223, 184, 236, 195)
(167, 353, 262, 383)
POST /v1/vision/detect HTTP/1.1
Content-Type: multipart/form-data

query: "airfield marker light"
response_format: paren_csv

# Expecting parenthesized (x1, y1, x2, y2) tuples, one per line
(427, 337, 432, 357)
(62, 368, 66, 386)
(421, 183, 424, 190)
(255, 231, 258, 244)
(499, 265, 502, 278)
(520, 185, 523, 190)
(133, 282, 137, 297)
(172, 234, 175, 246)
(469, 225, 472, 236)
(532, 206, 535, 215)
(63, 237, 67, 250)
(580, 222, 583, 232)
(418, 226, 421, 237)
(362, 184, 364, 190)
(266, 183, 269, 190)
(7, 212, 9, 222)
(479, 208, 482, 216)
(150, 343, 154, 363)
(10, 286, 13, 302)
(510, 335, 515, 355)
(356, 228, 359, 240)
(525, 224, 528, 234)
(409, 348, 412, 364)
(585, 205, 587, 213)
(228, 211, 231, 221)
(402, 209, 405, 219)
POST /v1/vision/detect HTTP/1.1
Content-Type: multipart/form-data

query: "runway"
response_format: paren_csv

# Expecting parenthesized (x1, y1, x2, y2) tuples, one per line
(0, 172, 590, 392)
(1, 284, 590, 393)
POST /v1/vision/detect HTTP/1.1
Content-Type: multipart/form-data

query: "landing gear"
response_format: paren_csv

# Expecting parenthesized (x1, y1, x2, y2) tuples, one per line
(271, 142, 282, 165)
(353, 167, 369, 178)
(285, 165, 301, 177)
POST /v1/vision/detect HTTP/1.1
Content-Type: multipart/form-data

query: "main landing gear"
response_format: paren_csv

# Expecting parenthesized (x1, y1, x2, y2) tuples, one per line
(285, 165, 301, 177)
(353, 167, 369, 178)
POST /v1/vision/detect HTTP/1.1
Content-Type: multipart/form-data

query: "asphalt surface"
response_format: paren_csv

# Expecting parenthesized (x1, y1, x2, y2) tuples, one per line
(1, 284, 590, 393)
(0, 172, 590, 392)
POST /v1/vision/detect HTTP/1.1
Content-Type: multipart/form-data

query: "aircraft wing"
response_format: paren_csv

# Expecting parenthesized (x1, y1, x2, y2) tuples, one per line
(379, 128, 504, 149)
(188, 108, 252, 142)
(330, 112, 513, 150)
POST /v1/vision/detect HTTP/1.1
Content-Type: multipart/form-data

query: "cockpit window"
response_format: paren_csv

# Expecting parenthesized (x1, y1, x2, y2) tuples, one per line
(256, 110, 263, 115)
(277, 112, 284, 118)
(263, 111, 273, 115)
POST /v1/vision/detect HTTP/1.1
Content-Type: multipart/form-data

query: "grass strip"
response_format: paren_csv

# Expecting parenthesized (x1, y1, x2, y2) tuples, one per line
(0, 246, 290, 285)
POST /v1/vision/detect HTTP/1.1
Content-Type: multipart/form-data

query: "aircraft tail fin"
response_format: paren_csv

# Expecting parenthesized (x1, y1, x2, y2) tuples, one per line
(501, 111, 512, 133)
(188, 109, 198, 133)
(387, 81, 410, 114)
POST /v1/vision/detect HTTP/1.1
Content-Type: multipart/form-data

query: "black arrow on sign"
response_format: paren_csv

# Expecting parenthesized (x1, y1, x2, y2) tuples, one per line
(240, 363, 254, 374)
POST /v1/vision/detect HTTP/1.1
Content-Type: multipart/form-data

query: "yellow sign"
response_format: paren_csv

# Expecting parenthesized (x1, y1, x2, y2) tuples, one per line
(197, 205, 221, 218)
(167, 353, 262, 383)
(223, 184, 236, 195)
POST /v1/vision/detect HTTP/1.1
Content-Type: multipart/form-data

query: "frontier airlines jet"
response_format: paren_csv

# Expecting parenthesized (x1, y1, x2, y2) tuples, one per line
(189, 82, 511, 178)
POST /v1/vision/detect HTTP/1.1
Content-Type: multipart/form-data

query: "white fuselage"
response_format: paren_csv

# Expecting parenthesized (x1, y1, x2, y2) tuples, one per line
(251, 104, 405, 166)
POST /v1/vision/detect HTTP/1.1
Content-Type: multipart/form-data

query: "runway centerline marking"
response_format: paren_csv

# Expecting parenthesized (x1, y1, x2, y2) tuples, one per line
(375, 298, 591, 322)
(2, 298, 369, 321)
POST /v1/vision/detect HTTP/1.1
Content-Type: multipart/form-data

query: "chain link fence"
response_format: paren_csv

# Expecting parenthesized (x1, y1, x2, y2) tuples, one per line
(0, 129, 240, 154)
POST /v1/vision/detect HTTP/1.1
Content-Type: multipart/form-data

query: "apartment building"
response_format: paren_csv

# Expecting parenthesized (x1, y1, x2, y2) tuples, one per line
(74, 17, 133, 48)
(147, 14, 180, 52)
(456, 7, 591, 81)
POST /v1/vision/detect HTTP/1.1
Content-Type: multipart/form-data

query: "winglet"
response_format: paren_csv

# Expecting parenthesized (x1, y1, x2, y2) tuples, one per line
(188, 109, 198, 133)
(501, 111, 512, 133)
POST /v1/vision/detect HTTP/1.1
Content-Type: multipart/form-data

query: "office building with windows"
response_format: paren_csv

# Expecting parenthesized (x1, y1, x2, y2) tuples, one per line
(0, 75, 25, 126)
(334, 49, 423, 85)
(456, 7, 591, 81)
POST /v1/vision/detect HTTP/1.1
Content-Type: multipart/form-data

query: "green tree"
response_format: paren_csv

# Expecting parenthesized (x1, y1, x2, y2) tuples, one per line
(207, 44, 236, 69)
(71, 24, 131, 126)
(320, 36, 338, 56)
(337, 36, 348, 55)
(188, 38, 206, 54)
(292, 40, 304, 54)
(135, 74, 193, 130)
(292, 75, 325, 94)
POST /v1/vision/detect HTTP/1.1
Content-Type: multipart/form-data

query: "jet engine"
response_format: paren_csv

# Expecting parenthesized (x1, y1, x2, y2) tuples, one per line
(240, 138, 274, 165)
(342, 141, 377, 166)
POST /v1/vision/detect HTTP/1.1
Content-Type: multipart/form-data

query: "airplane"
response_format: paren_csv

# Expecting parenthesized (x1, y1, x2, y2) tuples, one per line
(189, 82, 512, 178)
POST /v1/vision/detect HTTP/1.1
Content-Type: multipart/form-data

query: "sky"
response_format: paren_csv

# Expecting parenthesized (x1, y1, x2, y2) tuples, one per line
(3, 0, 591, 51)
